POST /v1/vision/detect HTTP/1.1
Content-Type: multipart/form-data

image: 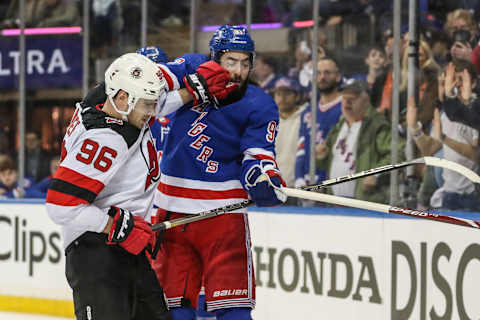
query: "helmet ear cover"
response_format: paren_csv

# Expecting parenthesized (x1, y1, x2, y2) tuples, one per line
(104, 53, 167, 119)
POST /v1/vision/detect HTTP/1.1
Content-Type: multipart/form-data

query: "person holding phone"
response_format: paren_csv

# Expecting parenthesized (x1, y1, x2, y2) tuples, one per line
(451, 29, 475, 62)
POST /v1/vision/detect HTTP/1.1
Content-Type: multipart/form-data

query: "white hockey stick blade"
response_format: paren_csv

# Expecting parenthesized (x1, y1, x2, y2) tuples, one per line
(282, 187, 480, 230)
(423, 157, 480, 183)
(283, 188, 391, 213)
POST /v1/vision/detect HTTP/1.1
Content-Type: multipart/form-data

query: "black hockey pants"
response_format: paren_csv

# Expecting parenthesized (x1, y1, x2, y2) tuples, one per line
(65, 232, 172, 320)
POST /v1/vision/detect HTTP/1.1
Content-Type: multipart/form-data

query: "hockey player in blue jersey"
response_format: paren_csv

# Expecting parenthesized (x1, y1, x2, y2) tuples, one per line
(150, 25, 287, 320)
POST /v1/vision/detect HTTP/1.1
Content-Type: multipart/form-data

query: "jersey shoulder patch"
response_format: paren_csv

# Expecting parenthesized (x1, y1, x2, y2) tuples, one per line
(81, 106, 140, 148)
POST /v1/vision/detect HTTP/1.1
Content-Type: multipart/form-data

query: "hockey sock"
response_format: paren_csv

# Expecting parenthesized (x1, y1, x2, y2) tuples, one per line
(215, 307, 252, 320)
(170, 306, 196, 320)
(196, 294, 216, 319)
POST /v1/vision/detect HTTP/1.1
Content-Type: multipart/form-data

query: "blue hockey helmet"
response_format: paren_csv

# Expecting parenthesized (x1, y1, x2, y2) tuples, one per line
(209, 25, 255, 63)
(136, 46, 169, 64)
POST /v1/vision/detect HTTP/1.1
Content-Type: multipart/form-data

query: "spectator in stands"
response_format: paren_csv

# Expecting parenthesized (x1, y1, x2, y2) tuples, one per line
(30, 154, 60, 197)
(429, 1, 480, 22)
(429, 29, 451, 67)
(32, 0, 80, 27)
(443, 8, 480, 78)
(441, 69, 480, 136)
(2, 0, 79, 28)
(407, 59, 480, 210)
(444, 9, 479, 68)
(269, 0, 375, 27)
(2, 0, 37, 28)
(351, 45, 387, 87)
(152, 1, 189, 27)
(444, 8, 478, 41)
(399, 40, 440, 126)
(197, 0, 245, 26)
(0, 154, 44, 199)
(1, 0, 19, 28)
(253, 54, 281, 95)
(91, 0, 123, 58)
(315, 79, 399, 203)
(298, 28, 329, 91)
(24, 131, 51, 183)
(295, 56, 343, 190)
(288, 40, 311, 84)
(273, 77, 307, 189)
(370, 31, 398, 114)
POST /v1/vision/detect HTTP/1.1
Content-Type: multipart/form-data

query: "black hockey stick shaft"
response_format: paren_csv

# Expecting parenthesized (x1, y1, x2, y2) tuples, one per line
(151, 199, 253, 232)
(152, 157, 429, 232)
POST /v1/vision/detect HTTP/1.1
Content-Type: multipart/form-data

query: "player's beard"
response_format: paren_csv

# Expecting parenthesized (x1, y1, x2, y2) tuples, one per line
(217, 78, 249, 106)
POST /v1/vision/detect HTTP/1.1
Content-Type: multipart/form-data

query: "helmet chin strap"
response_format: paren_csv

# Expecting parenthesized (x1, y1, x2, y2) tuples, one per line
(108, 95, 131, 121)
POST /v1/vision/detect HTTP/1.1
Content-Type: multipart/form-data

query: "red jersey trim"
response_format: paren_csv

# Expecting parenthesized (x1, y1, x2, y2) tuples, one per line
(46, 189, 90, 206)
(159, 183, 248, 200)
(159, 66, 174, 90)
(55, 166, 105, 194)
(252, 154, 279, 167)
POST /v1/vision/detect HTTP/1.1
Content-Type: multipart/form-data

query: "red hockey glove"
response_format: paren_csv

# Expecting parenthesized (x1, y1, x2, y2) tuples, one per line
(184, 61, 238, 108)
(106, 206, 152, 255)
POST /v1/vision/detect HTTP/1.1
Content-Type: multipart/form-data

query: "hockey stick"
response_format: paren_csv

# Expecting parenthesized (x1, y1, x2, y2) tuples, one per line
(282, 187, 480, 230)
(305, 156, 480, 190)
(151, 156, 480, 232)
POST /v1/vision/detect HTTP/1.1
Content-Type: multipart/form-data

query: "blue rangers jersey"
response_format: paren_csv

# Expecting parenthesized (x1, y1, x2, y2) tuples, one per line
(159, 53, 209, 92)
(156, 56, 280, 214)
(295, 96, 342, 187)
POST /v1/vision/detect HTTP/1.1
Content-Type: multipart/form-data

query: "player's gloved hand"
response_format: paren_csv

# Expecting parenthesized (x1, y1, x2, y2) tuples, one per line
(183, 61, 238, 108)
(244, 162, 287, 207)
(106, 206, 153, 255)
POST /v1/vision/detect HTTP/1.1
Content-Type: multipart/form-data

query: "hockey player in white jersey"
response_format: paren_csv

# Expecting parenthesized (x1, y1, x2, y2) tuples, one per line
(45, 53, 172, 320)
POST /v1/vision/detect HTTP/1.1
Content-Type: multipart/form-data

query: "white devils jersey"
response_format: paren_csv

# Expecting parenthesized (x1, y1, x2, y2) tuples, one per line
(46, 104, 161, 248)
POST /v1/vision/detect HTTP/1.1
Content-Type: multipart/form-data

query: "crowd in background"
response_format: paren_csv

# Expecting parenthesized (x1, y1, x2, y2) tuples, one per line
(1, 1, 480, 211)
(0, 131, 59, 199)
(264, 4, 480, 212)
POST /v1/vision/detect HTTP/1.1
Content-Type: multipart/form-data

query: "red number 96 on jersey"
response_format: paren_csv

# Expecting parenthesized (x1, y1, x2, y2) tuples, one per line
(76, 139, 118, 172)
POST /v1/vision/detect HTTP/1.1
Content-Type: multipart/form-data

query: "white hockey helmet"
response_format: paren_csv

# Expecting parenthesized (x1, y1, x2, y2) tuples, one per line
(104, 52, 166, 119)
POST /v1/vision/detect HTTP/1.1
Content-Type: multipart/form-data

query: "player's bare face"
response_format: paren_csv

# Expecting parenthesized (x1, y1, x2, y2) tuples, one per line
(219, 51, 251, 86)
(128, 98, 157, 129)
